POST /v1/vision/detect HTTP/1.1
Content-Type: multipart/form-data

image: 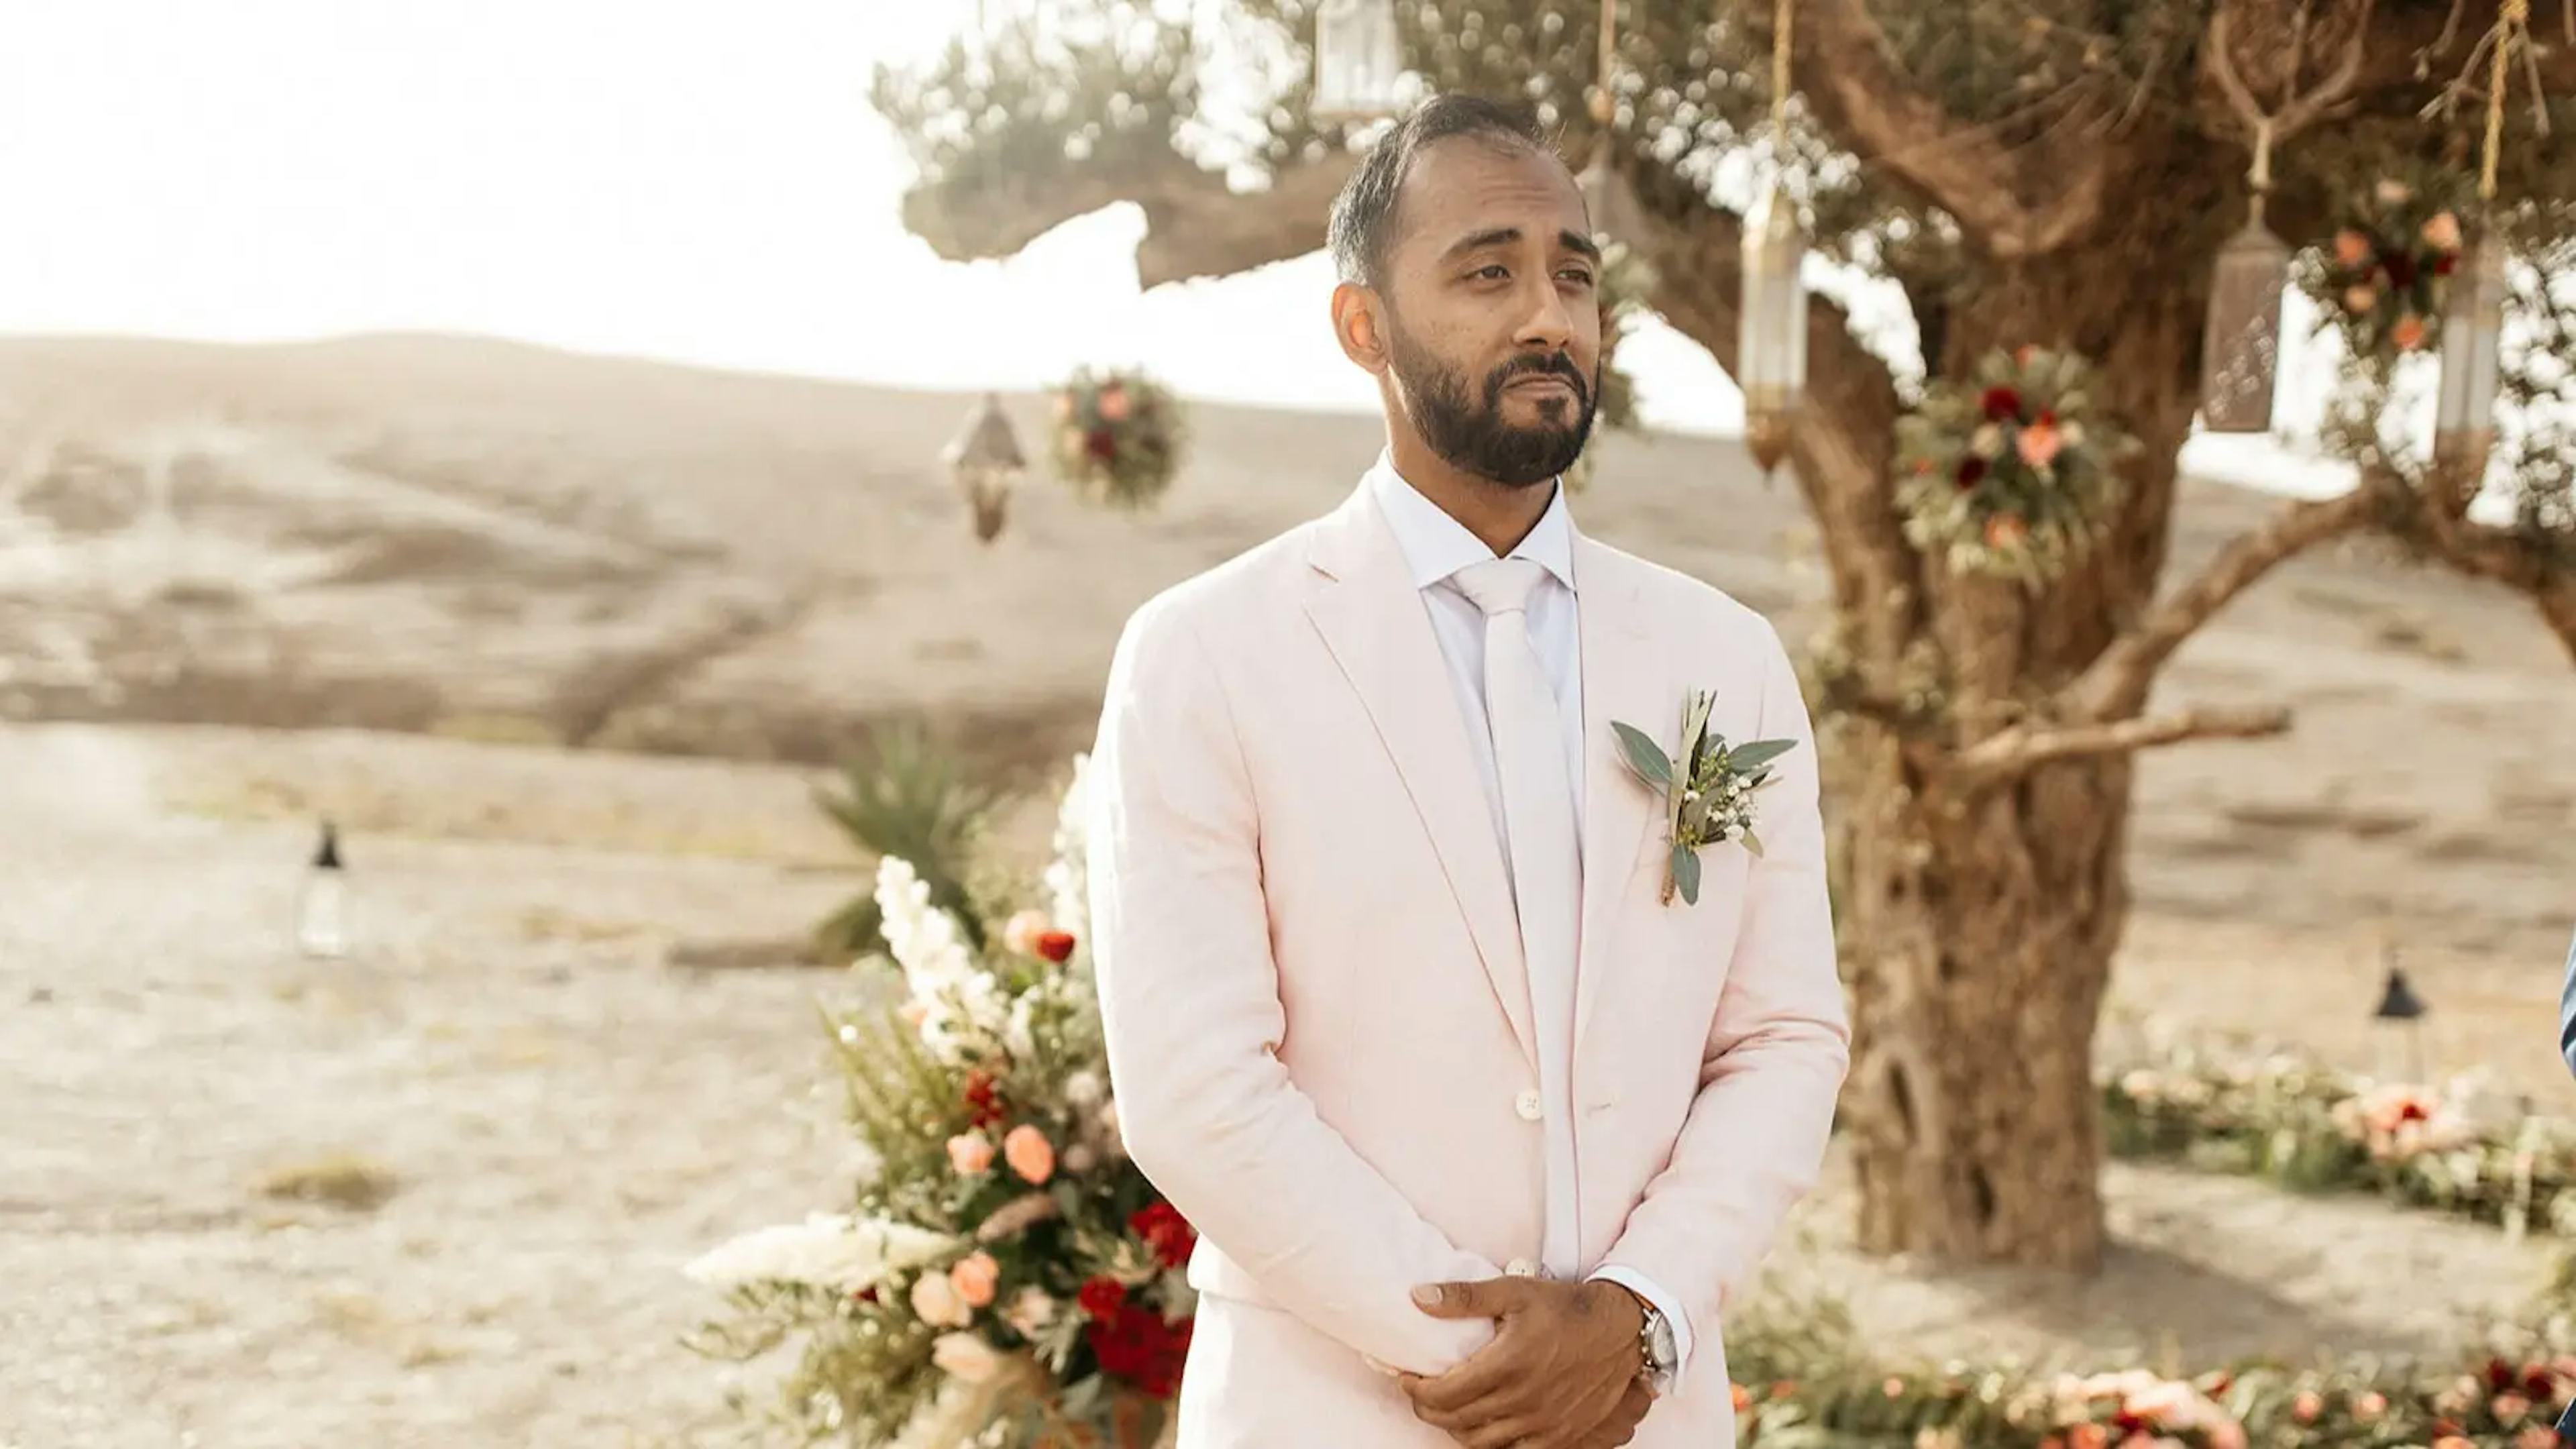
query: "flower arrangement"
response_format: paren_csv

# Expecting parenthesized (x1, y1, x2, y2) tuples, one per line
(687, 757, 1197, 1448)
(1895, 347, 2138, 584)
(1051, 368, 1186, 510)
(2313, 177, 2465, 362)
(1723, 1285, 2576, 1449)
(2101, 1032, 2576, 1240)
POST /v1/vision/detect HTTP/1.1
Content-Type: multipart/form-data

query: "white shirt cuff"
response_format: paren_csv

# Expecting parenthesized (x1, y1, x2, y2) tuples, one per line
(1585, 1266, 1695, 1393)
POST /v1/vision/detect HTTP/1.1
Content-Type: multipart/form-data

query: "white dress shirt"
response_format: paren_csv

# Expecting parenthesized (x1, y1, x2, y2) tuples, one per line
(1368, 459, 1695, 1387)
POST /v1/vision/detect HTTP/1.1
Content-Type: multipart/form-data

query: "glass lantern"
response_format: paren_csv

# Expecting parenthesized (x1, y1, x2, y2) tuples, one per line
(1313, 0, 1403, 124)
(1576, 138, 1646, 252)
(2433, 230, 2508, 492)
(298, 820, 350, 960)
(2371, 965, 2430, 1086)
(1738, 174, 1809, 478)
(945, 392, 1024, 545)
(2197, 217, 2292, 434)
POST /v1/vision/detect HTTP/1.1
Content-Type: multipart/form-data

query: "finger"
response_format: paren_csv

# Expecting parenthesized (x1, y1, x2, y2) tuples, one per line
(1401, 1334, 1532, 1414)
(1411, 1279, 1526, 1320)
(1455, 1413, 1540, 1449)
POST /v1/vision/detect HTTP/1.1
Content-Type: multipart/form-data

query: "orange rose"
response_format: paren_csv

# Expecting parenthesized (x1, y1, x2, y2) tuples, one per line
(1097, 384, 1134, 423)
(2392, 313, 2428, 351)
(2344, 284, 2378, 315)
(2068, 1423, 2109, 1449)
(2334, 230, 2373, 268)
(2424, 211, 2463, 252)
(1004, 1124, 1057, 1185)
(949, 1251, 1001, 1308)
(1731, 1383, 1754, 1412)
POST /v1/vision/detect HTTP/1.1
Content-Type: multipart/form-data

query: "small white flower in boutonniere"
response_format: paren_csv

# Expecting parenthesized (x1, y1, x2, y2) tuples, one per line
(1611, 690, 1799, 906)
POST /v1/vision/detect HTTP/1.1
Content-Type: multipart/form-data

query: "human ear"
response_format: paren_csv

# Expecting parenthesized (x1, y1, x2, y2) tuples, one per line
(1331, 281, 1391, 376)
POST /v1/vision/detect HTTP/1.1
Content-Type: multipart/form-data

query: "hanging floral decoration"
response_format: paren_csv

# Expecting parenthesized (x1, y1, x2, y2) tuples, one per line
(1050, 368, 1187, 510)
(1895, 347, 2139, 584)
(2310, 176, 2465, 362)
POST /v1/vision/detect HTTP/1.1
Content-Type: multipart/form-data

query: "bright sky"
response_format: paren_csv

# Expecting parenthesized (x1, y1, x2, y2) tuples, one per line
(0, 0, 2377, 486)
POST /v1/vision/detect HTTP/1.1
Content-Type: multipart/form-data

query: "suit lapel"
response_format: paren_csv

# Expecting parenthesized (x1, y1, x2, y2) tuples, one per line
(1303, 486, 1538, 1069)
(1571, 535, 1671, 1053)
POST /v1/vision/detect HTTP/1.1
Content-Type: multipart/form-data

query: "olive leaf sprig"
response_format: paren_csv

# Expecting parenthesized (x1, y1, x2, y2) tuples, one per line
(1611, 690, 1797, 906)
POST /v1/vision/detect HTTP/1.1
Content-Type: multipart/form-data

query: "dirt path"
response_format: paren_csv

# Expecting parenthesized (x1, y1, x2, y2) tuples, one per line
(0, 721, 2561, 1448)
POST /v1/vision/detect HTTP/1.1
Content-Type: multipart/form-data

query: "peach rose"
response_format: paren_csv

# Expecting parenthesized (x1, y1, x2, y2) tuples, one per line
(949, 1250, 1000, 1308)
(2017, 420, 2065, 470)
(1096, 384, 1133, 423)
(2424, 211, 2463, 251)
(2334, 229, 2373, 268)
(2353, 1391, 2387, 1420)
(1984, 513, 2031, 551)
(2292, 1391, 2323, 1424)
(2344, 284, 2379, 315)
(2068, 1424, 2109, 1449)
(910, 1269, 972, 1328)
(1002, 909, 1052, 958)
(2495, 1392, 2532, 1425)
(932, 1330, 1002, 1382)
(948, 1132, 995, 1175)
(1004, 1124, 1057, 1185)
(2392, 313, 2428, 351)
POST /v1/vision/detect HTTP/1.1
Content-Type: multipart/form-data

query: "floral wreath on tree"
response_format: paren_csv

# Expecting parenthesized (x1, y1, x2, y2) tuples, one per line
(2310, 175, 2466, 363)
(1895, 347, 2139, 585)
(1052, 368, 1187, 510)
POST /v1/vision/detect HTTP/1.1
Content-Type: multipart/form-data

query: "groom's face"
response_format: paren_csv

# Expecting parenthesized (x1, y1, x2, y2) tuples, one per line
(1368, 139, 1603, 488)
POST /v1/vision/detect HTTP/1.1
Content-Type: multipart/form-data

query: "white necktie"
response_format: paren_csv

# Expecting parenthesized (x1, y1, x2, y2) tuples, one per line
(1450, 557, 1582, 1277)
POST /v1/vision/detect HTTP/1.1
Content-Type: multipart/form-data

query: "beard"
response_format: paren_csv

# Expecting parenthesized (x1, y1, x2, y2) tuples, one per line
(1385, 321, 1598, 489)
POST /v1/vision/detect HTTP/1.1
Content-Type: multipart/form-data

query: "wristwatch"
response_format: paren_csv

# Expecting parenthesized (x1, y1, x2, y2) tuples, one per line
(1621, 1289, 1679, 1397)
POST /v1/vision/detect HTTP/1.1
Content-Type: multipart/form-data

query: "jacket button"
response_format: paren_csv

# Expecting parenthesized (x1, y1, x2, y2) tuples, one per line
(1505, 1258, 1538, 1278)
(1513, 1089, 1544, 1122)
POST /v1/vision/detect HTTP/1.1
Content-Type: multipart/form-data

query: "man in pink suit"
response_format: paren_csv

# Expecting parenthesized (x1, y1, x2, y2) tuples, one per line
(1085, 94, 1851, 1449)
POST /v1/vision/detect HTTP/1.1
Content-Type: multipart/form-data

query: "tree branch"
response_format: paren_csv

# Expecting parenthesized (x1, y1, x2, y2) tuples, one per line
(1951, 705, 2294, 789)
(902, 152, 1358, 291)
(2071, 484, 2387, 720)
(1792, 0, 2120, 258)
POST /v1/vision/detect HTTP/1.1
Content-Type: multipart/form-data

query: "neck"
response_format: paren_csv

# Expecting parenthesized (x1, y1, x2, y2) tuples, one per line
(1385, 431, 1556, 558)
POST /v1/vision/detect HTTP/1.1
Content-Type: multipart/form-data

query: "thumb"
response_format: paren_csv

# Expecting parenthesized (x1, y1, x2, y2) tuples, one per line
(1410, 1277, 1523, 1320)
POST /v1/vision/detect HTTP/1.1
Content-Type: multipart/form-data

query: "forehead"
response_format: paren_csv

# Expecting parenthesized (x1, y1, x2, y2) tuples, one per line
(1390, 137, 1586, 262)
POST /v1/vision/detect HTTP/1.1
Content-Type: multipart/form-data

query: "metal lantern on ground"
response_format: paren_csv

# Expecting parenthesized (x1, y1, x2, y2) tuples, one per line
(2198, 214, 2293, 433)
(945, 392, 1024, 545)
(1738, 174, 1809, 478)
(2371, 963, 2430, 1085)
(1312, 0, 1403, 124)
(2433, 229, 2508, 492)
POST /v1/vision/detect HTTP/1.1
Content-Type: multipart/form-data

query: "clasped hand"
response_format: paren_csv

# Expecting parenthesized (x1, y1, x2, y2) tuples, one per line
(1397, 1277, 1653, 1448)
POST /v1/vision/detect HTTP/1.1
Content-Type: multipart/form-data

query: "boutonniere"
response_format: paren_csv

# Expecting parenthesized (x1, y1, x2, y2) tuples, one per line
(1611, 690, 1799, 906)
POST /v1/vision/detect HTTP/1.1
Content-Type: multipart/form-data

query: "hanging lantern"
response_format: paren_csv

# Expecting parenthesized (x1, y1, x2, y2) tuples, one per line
(2432, 229, 2508, 492)
(1313, 0, 1403, 124)
(2198, 215, 2292, 433)
(1738, 174, 1809, 478)
(944, 392, 1024, 545)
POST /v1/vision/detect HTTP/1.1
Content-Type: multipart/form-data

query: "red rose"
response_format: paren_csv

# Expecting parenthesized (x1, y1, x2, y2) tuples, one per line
(2381, 251, 2419, 287)
(854, 1284, 879, 1303)
(1955, 455, 1988, 490)
(1130, 1201, 1198, 1269)
(2524, 1365, 2557, 1401)
(1087, 1303, 1193, 1399)
(1980, 385, 2023, 422)
(2491, 1358, 2520, 1393)
(2112, 1412, 2146, 1436)
(1079, 1275, 1128, 1323)
(1085, 429, 1118, 462)
(2436, 254, 2458, 277)
(1035, 930, 1077, 964)
(963, 1070, 1005, 1128)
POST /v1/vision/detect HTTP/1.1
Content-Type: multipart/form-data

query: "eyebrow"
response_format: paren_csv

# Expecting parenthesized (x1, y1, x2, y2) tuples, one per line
(1440, 226, 1603, 264)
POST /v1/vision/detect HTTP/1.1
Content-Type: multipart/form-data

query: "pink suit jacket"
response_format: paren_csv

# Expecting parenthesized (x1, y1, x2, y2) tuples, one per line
(1085, 480, 1851, 1448)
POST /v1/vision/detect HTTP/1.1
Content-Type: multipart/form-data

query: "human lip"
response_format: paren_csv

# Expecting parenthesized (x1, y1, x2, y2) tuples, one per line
(1504, 375, 1577, 396)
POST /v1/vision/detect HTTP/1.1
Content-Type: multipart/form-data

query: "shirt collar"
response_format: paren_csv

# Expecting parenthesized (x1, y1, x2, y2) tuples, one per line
(1366, 454, 1578, 596)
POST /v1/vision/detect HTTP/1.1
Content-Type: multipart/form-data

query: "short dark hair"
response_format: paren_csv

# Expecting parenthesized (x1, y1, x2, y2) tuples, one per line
(1326, 94, 1555, 288)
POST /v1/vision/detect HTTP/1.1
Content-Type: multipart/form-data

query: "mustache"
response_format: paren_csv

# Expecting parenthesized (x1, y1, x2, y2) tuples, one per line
(1485, 352, 1590, 408)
